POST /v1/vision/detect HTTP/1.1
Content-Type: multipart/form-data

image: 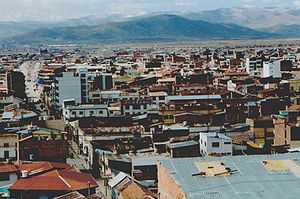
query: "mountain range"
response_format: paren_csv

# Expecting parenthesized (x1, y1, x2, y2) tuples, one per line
(9, 15, 275, 44)
(2, 7, 300, 44)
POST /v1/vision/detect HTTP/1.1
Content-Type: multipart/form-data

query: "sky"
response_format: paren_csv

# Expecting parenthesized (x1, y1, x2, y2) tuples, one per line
(0, 0, 300, 22)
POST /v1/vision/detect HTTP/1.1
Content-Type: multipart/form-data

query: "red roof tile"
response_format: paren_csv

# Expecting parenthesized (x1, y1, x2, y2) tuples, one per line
(0, 164, 18, 173)
(9, 170, 98, 191)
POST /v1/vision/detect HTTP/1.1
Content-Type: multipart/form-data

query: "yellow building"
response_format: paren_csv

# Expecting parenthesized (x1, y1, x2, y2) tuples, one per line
(287, 78, 300, 92)
(246, 116, 274, 148)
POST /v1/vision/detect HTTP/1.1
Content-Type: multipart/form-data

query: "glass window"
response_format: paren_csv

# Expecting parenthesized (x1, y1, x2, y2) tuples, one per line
(212, 142, 220, 148)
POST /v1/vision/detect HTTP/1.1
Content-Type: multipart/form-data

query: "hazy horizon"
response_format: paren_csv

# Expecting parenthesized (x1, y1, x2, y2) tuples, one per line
(1, 0, 299, 22)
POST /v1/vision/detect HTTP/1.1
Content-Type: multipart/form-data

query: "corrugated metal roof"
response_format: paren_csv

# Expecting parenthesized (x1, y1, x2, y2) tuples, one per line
(132, 156, 168, 167)
(159, 153, 300, 199)
(168, 140, 198, 149)
(168, 95, 221, 101)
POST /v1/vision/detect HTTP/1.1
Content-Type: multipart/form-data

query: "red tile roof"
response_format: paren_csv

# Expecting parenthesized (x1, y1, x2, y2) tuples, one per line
(9, 170, 98, 191)
(17, 162, 72, 175)
(0, 163, 18, 173)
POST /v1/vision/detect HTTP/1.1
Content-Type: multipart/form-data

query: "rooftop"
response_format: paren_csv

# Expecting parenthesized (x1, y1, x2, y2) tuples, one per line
(159, 153, 300, 199)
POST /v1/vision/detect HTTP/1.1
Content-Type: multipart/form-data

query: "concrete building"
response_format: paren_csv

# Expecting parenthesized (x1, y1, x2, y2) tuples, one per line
(53, 69, 88, 108)
(0, 134, 17, 160)
(245, 57, 263, 77)
(199, 132, 232, 156)
(94, 73, 113, 90)
(63, 99, 109, 120)
(262, 61, 282, 78)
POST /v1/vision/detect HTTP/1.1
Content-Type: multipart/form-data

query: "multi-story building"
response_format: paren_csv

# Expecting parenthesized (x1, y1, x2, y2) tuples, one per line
(93, 73, 113, 90)
(53, 69, 88, 108)
(273, 108, 300, 148)
(63, 99, 109, 120)
(0, 134, 17, 160)
(262, 61, 282, 78)
(199, 132, 232, 156)
(246, 116, 274, 149)
(245, 57, 263, 77)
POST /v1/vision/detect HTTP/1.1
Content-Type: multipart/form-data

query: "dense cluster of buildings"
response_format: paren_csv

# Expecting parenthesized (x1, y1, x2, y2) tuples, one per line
(1, 43, 300, 198)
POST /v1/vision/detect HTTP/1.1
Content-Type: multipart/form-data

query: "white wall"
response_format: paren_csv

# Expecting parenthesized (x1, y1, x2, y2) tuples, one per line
(55, 72, 82, 107)
(199, 133, 232, 156)
(262, 61, 281, 78)
(0, 148, 16, 159)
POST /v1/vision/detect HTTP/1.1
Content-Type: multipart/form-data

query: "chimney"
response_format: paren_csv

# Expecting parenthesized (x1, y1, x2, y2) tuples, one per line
(21, 170, 28, 178)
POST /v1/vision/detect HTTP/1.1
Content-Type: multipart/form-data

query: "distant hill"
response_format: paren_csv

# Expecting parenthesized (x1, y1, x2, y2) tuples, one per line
(260, 24, 300, 38)
(9, 15, 276, 44)
(0, 21, 49, 39)
(182, 7, 300, 29)
(0, 15, 127, 40)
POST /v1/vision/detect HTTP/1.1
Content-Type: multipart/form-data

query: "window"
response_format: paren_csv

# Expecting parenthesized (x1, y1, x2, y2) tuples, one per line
(212, 142, 220, 148)
(4, 151, 9, 159)
(224, 142, 231, 145)
(79, 111, 84, 115)
(159, 96, 165, 100)
(92, 94, 100, 98)
(99, 110, 103, 114)
(3, 143, 9, 148)
(204, 141, 206, 146)
(133, 104, 140, 109)
(90, 111, 94, 115)
(0, 173, 10, 181)
(72, 111, 76, 115)
(201, 139, 203, 144)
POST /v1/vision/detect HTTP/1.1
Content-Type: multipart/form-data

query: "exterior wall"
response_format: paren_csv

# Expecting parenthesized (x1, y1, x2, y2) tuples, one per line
(199, 133, 232, 156)
(151, 95, 167, 106)
(123, 104, 151, 116)
(0, 71, 10, 94)
(247, 118, 274, 147)
(288, 79, 300, 92)
(54, 72, 82, 107)
(162, 109, 223, 124)
(262, 61, 281, 78)
(0, 134, 17, 159)
(63, 104, 109, 120)
(157, 162, 188, 199)
(20, 139, 69, 162)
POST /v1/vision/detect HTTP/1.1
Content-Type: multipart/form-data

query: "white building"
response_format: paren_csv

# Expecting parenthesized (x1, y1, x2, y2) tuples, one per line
(199, 132, 232, 156)
(0, 134, 17, 160)
(245, 57, 263, 77)
(53, 69, 88, 108)
(149, 92, 167, 106)
(89, 90, 123, 103)
(262, 61, 281, 78)
(63, 100, 109, 120)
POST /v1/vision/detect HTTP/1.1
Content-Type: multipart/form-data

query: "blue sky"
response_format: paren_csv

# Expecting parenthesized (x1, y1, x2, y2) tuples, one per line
(0, 0, 299, 22)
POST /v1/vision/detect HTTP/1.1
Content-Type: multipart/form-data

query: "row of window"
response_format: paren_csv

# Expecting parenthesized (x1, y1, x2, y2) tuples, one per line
(124, 105, 147, 109)
(70, 110, 105, 116)
(200, 139, 231, 148)
(1, 143, 16, 148)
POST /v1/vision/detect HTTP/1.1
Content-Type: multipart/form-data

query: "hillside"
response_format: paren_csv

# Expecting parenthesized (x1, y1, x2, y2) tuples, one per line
(10, 15, 276, 44)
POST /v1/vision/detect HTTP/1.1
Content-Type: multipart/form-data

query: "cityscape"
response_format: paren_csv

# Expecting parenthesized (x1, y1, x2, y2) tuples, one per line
(2, 1, 300, 199)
